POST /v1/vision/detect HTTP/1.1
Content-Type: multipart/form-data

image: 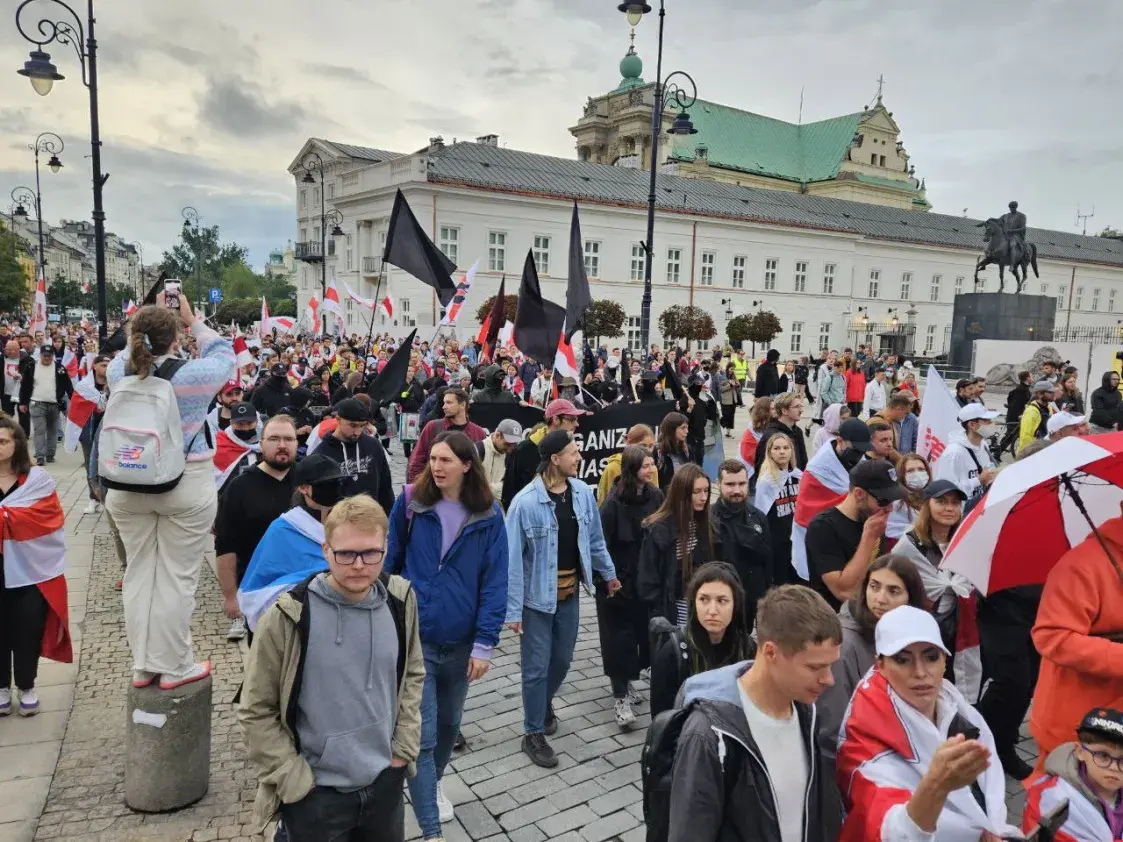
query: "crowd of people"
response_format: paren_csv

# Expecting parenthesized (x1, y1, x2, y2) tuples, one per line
(4, 306, 1123, 842)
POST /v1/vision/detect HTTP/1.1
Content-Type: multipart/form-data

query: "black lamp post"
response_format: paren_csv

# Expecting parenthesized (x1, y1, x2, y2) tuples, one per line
(617, 1, 699, 355)
(129, 239, 143, 302)
(10, 185, 38, 261)
(28, 132, 64, 285)
(181, 206, 203, 312)
(300, 152, 344, 332)
(15, 0, 108, 346)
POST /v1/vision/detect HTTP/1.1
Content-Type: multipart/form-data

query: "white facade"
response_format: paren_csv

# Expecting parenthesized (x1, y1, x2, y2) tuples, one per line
(290, 141, 1123, 357)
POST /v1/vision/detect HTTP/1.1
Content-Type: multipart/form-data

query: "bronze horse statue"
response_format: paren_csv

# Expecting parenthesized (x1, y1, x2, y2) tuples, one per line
(975, 218, 1039, 292)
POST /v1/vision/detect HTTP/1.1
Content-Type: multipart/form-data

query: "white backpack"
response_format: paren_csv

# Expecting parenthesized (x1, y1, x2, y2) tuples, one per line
(99, 359, 194, 493)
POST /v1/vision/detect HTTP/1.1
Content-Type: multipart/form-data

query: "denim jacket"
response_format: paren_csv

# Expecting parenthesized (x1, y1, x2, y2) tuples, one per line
(505, 476, 616, 623)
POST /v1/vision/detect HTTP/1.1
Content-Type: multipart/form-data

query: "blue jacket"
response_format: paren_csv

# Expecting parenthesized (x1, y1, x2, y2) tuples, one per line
(385, 490, 508, 654)
(899, 410, 919, 454)
(505, 476, 616, 623)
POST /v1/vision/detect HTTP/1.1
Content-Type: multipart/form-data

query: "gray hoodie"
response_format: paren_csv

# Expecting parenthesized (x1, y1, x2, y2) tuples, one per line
(815, 603, 874, 765)
(294, 573, 400, 790)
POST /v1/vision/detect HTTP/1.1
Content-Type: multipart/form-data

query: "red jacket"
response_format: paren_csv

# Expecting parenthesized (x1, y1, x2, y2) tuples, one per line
(407, 417, 488, 481)
(844, 370, 866, 402)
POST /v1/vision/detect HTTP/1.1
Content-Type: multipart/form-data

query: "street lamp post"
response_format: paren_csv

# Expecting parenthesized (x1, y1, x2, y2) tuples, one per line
(15, 0, 108, 346)
(129, 240, 143, 301)
(617, 1, 699, 355)
(28, 133, 64, 283)
(300, 153, 344, 334)
(181, 207, 202, 313)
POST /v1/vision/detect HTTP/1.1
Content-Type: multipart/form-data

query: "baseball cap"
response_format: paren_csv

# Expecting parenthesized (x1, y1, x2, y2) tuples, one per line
(334, 397, 369, 423)
(221, 380, 243, 395)
(293, 453, 347, 486)
(838, 418, 872, 448)
(849, 459, 906, 502)
(957, 403, 999, 423)
(1047, 411, 1086, 436)
(496, 419, 523, 444)
(875, 605, 951, 657)
(1033, 379, 1055, 393)
(270, 363, 287, 377)
(1078, 708, 1123, 743)
(923, 479, 968, 501)
(544, 399, 590, 420)
(230, 402, 257, 422)
(559, 376, 578, 388)
(537, 429, 575, 471)
(39, 344, 54, 356)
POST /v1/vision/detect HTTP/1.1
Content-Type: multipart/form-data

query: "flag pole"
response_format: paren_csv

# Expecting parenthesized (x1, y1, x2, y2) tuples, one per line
(362, 264, 386, 353)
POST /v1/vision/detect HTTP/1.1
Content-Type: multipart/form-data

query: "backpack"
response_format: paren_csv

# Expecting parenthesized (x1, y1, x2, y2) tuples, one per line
(98, 359, 192, 493)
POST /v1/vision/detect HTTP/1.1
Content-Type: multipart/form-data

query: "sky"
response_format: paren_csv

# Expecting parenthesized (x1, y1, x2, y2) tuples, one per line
(1, 0, 1120, 271)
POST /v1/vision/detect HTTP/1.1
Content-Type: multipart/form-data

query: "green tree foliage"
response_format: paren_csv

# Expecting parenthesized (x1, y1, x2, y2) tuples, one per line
(45, 276, 136, 317)
(657, 305, 717, 343)
(475, 294, 519, 325)
(0, 223, 28, 313)
(745, 310, 784, 347)
(213, 298, 263, 326)
(726, 313, 754, 345)
(582, 300, 626, 343)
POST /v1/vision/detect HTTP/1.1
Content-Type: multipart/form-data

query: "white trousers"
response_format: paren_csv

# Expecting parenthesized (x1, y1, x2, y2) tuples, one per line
(106, 460, 218, 675)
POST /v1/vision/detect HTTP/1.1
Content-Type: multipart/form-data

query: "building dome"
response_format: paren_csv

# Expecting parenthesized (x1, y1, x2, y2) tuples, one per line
(616, 44, 644, 91)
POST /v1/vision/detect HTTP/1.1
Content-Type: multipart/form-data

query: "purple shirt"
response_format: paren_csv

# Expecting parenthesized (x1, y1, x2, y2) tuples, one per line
(433, 498, 469, 561)
(1078, 762, 1123, 838)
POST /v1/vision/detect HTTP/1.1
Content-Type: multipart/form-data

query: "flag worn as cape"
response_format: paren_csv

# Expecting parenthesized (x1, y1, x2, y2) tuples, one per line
(1, 468, 71, 663)
(213, 426, 260, 491)
(790, 442, 849, 579)
(513, 251, 565, 367)
(565, 202, 592, 342)
(754, 467, 802, 517)
(237, 507, 327, 631)
(367, 328, 417, 408)
(64, 374, 103, 453)
(383, 188, 458, 307)
(1024, 767, 1113, 842)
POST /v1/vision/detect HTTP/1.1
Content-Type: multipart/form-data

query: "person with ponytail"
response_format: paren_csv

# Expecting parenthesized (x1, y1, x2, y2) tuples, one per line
(105, 293, 235, 690)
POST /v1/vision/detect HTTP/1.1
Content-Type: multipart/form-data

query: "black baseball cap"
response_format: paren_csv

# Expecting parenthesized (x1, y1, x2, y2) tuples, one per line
(838, 418, 872, 448)
(270, 363, 287, 377)
(293, 453, 347, 486)
(334, 397, 369, 423)
(849, 459, 906, 502)
(39, 344, 54, 356)
(923, 479, 967, 501)
(1078, 708, 1123, 743)
(230, 402, 257, 422)
(537, 430, 575, 473)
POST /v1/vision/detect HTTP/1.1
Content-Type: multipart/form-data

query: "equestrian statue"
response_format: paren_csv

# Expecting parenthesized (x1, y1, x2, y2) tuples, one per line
(975, 200, 1039, 293)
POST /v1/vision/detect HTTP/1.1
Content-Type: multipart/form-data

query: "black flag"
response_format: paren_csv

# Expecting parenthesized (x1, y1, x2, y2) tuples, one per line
(383, 189, 458, 307)
(479, 275, 506, 359)
(513, 251, 565, 368)
(564, 202, 592, 342)
(367, 328, 417, 408)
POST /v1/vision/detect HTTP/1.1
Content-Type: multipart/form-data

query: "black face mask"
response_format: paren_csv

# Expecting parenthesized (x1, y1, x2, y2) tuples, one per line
(232, 428, 257, 442)
(270, 375, 286, 387)
(309, 481, 343, 508)
(839, 446, 866, 471)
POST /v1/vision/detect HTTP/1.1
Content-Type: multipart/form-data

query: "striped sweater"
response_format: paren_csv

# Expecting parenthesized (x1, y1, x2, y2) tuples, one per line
(106, 319, 236, 461)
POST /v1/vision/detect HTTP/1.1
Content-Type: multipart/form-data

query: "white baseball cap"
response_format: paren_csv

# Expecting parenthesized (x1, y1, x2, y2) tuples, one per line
(875, 605, 951, 657)
(957, 403, 999, 423)
(1046, 411, 1086, 436)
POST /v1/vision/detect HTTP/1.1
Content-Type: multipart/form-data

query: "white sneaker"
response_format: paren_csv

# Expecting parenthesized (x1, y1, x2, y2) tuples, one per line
(18, 688, 39, 716)
(82, 501, 98, 515)
(625, 683, 644, 708)
(436, 781, 454, 823)
(614, 697, 637, 729)
(0, 688, 10, 716)
(226, 617, 248, 641)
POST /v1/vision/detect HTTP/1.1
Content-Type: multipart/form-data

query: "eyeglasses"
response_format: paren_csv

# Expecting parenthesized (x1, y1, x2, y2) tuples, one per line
(1081, 745, 1123, 772)
(329, 546, 386, 566)
(263, 435, 298, 445)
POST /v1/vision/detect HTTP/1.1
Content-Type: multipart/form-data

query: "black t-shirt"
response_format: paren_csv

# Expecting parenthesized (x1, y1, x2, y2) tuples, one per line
(804, 506, 866, 613)
(217, 412, 231, 431)
(548, 487, 581, 595)
(214, 466, 297, 581)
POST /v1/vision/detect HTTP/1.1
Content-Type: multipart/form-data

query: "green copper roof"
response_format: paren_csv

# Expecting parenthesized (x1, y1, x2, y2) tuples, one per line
(615, 46, 644, 91)
(667, 100, 866, 184)
(853, 173, 919, 192)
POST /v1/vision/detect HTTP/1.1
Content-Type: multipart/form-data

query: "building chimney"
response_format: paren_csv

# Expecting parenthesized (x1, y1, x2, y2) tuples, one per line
(428, 136, 445, 152)
(476, 134, 499, 147)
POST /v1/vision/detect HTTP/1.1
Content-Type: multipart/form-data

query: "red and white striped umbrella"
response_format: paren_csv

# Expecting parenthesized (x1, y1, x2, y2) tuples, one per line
(941, 432, 1123, 595)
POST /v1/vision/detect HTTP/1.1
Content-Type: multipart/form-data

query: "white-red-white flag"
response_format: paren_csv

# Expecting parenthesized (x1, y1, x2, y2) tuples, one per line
(343, 281, 376, 310)
(380, 294, 394, 319)
(30, 275, 47, 335)
(917, 365, 960, 466)
(232, 335, 254, 368)
(322, 280, 343, 315)
(554, 325, 579, 379)
(307, 296, 322, 335)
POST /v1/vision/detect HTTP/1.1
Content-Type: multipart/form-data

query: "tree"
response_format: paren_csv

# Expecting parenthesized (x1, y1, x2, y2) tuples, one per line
(221, 263, 261, 299)
(744, 310, 783, 357)
(657, 305, 717, 348)
(213, 298, 263, 326)
(0, 223, 28, 314)
(475, 294, 518, 325)
(105, 282, 134, 313)
(160, 223, 249, 306)
(581, 300, 626, 344)
(726, 313, 754, 346)
(1099, 227, 1123, 241)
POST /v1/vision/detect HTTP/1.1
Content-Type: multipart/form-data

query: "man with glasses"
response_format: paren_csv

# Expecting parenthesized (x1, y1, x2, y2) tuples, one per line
(240, 495, 423, 842)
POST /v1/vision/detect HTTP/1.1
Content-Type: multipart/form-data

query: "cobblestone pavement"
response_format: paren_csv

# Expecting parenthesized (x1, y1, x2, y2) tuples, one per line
(12, 434, 1041, 841)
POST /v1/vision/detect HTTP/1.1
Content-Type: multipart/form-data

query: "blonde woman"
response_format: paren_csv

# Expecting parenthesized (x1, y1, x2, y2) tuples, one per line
(753, 432, 802, 586)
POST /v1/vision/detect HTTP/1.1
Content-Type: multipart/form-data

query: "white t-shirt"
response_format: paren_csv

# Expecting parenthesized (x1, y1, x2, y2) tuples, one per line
(738, 685, 808, 842)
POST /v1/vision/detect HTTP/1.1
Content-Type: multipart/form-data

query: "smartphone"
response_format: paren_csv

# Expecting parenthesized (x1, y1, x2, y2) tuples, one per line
(164, 280, 181, 309)
(951, 723, 981, 742)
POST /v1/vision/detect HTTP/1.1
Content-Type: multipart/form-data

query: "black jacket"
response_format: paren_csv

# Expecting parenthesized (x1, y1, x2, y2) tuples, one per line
(312, 431, 395, 516)
(637, 516, 713, 623)
(251, 377, 292, 418)
(18, 357, 73, 407)
(1090, 373, 1123, 429)
(501, 433, 542, 510)
(753, 419, 808, 482)
(669, 662, 837, 842)
(470, 384, 520, 405)
(710, 499, 773, 630)
(600, 483, 664, 599)
(1005, 382, 1031, 424)
(396, 380, 425, 413)
(753, 361, 779, 399)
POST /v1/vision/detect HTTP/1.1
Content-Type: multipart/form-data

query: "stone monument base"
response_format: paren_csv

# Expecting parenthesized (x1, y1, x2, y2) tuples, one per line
(125, 676, 212, 813)
(948, 293, 1057, 371)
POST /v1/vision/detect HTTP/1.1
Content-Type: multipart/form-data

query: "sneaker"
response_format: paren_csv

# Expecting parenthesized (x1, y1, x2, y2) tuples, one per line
(436, 782, 454, 823)
(132, 670, 158, 688)
(544, 704, 558, 736)
(36, 457, 45, 467)
(158, 661, 212, 690)
(0, 688, 10, 716)
(452, 731, 468, 752)
(46, 456, 55, 463)
(18, 688, 39, 716)
(226, 617, 248, 641)
(614, 698, 637, 729)
(625, 683, 644, 707)
(522, 733, 558, 769)
(82, 501, 99, 515)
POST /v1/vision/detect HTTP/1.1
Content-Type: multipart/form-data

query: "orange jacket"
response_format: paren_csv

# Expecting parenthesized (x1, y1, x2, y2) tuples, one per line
(1030, 517, 1123, 766)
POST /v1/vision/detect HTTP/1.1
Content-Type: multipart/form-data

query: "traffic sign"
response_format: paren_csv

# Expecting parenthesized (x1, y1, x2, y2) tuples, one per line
(209, 288, 223, 303)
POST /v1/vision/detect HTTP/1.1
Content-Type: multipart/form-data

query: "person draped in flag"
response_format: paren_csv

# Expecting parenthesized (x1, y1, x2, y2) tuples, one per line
(753, 433, 802, 587)
(836, 605, 1020, 841)
(206, 381, 244, 436)
(0, 416, 71, 718)
(63, 354, 110, 515)
(1, 339, 27, 435)
(213, 402, 263, 495)
(18, 344, 73, 466)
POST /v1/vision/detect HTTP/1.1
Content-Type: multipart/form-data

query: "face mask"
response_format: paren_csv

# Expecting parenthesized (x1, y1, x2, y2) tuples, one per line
(839, 446, 866, 471)
(977, 424, 995, 438)
(310, 481, 343, 508)
(232, 428, 257, 442)
(904, 471, 929, 491)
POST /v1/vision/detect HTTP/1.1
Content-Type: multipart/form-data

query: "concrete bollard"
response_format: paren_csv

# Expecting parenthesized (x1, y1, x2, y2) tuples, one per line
(124, 676, 212, 812)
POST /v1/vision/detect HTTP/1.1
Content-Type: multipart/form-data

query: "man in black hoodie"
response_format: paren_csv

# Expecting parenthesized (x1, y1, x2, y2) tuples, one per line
(251, 363, 292, 418)
(752, 392, 808, 484)
(1089, 370, 1123, 433)
(669, 585, 841, 842)
(753, 348, 781, 399)
(470, 364, 521, 405)
(312, 398, 395, 515)
(710, 461, 772, 630)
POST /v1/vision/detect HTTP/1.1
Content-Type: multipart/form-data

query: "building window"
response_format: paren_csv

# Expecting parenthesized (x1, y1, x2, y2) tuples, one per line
(533, 235, 551, 275)
(977, 276, 986, 292)
(667, 249, 682, 284)
(790, 322, 803, 353)
(1111, 289, 1116, 312)
(700, 251, 715, 286)
(300, 189, 307, 209)
(488, 231, 506, 272)
(584, 240, 601, 278)
(925, 324, 936, 354)
(868, 269, 880, 299)
(327, 184, 335, 199)
(1040, 283, 1048, 296)
(1058, 284, 1067, 311)
(313, 187, 320, 206)
(954, 276, 964, 296)
(819, 322, 831, 350)
(900, 272, 912, 300)
(870, 153, 878, 166)
(697, 337, 711, 351)
(630, 245, 646, 281)
(402, 299, 410, 313)
(347, 312, 353, 326)
(1075, 286, 1084, 310)
(823, 263, 835, 294)
(1093, 288, 1101, 311)
(732, 255, 746, 289)
(764, 258, 777, 291)
(930, 274, 941, 302)
(439, 226, 459, 264)
(313, 226, 321, 243)
(794, 261, 807, 292)
(626, 317, 642, 349)
(345, 296, 352, 311)
(880, 155, 886, 167)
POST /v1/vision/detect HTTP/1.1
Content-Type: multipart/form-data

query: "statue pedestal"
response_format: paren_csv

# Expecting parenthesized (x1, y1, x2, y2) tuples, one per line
(124, 677, 212, 813)
(948, 293, 1056, 371)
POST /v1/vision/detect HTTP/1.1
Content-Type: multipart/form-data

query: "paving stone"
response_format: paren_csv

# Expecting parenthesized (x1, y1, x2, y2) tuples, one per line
(587, 785, 642, 818)
(497, 798, 560, 832)
(507, 826, 546, 842)
(580, 810, 641, 842)
(535, 805, 597, 838)
(457, 801, 504, 840)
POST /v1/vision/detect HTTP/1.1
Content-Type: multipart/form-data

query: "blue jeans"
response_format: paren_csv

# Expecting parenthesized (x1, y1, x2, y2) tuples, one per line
(408, 641, 472, 839)
(521, 592, 581, 734)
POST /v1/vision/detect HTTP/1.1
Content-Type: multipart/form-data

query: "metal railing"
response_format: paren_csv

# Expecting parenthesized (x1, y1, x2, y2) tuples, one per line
(1052, 325, 1123, 344)
(294, 241, 323, 261)
(362, 256, 381, 275)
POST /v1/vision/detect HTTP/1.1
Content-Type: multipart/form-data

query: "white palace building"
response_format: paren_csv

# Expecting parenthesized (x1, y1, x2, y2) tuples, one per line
(287, 56, 1123, 357)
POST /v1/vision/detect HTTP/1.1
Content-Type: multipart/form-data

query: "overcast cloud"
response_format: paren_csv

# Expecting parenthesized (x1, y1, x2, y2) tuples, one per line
(1, 0, 1120, 270)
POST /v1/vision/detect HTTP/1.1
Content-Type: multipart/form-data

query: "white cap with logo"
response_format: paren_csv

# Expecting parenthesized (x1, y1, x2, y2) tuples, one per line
(875, 605, 951, 657)
(1046, 411, 1086, 436)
